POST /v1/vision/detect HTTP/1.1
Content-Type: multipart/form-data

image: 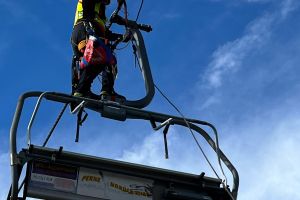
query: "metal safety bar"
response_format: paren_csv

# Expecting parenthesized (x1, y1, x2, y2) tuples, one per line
(123, 28, 155, 108)
(26, 92, 48, 146)
(9, 91, 239, 200)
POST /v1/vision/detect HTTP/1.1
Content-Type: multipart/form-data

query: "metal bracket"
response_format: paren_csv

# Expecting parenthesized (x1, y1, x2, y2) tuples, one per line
(27, 92, 49, 146)
(151, 118, 173, 159)
(153, 118, 173, 131)
(51, 146, 63, 162)
(75, 108, 88, 143)
(71, 100, 86, 114)
(10, 153, 20, 166)
(163, 124, 170, 159)
(70, 100, 88, 143)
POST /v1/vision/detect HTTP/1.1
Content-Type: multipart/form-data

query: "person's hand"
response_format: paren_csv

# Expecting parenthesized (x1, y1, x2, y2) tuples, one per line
(84, 21, 95, 36)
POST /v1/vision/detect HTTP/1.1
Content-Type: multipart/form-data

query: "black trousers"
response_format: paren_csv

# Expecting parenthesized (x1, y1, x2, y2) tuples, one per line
(71, 22, 114, 94)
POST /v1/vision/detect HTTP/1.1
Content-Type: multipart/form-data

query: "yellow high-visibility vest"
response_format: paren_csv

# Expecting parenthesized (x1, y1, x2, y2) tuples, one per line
(73, 0, 106, 30)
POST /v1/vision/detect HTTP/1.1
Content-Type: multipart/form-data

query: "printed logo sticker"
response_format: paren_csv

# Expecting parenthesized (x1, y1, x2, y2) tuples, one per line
(77, 167, 106, 198)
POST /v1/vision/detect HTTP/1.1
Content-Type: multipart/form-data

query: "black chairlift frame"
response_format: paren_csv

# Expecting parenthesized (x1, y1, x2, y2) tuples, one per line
(9, 91, 239, 200)
(9, 18, 239, 200)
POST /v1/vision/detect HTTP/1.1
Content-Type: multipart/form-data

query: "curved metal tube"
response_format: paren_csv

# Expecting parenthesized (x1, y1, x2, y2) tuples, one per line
(122, 106, 239, 199)
(27, 92, 48, 146)
(9, 91, 238, 199)
(123, 28, 155, 109)
(9, 91, 43, 199)
(183, 122, 239, 199)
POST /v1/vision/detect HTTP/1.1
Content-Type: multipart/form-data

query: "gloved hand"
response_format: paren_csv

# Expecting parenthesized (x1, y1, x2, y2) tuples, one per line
(84, 21, 95, 36)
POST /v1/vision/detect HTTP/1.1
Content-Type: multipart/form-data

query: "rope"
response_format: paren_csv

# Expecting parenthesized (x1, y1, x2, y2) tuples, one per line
(42, 103, 68, 147)
(131, 38, 231, 194)
(154, 85, 235, 200)
(131, 47, 224, 182)
(131, 29, 222, 176)
(130, 5, 234, 198)
(116, 40, 131, 50)
(131, 49, 233, 197)
(135, 0, 144, 22)
(154, 85, 221, 177)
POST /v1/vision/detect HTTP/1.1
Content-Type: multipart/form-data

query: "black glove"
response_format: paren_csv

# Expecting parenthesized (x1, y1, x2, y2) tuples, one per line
(84, 21, 95, 36)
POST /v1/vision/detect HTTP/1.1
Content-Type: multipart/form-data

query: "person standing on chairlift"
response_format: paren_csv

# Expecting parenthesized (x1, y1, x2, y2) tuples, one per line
(71, 0, 125, 100)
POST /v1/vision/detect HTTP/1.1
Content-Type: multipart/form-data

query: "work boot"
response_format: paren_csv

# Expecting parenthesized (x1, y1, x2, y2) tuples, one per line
(100, 90, 126, 103)
(73, 91, 101, 100)
(73, 92, 83, 97)
(71, 91, 101, 112)
(70, 92, 83, 112)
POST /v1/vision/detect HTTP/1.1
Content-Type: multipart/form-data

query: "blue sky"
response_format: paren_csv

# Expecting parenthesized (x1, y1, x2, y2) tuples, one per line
(1, 0, 300, 199)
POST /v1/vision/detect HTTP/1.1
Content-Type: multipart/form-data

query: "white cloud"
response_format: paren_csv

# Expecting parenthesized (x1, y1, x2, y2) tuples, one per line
(118, 128, 214, 175)
(117, 126, 235, 190)
(117, 106, 300, 200)
(203, 14, 274, 89)
(280, 0, 300, 18)
(224, 114, 300, 200)
(199, 93, 221, 110)
(201, 0, 299, 89)
(3, 109, 299, 200)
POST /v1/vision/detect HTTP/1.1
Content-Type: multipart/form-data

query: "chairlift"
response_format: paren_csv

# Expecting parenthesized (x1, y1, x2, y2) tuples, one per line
(7, 5, 239, 200)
